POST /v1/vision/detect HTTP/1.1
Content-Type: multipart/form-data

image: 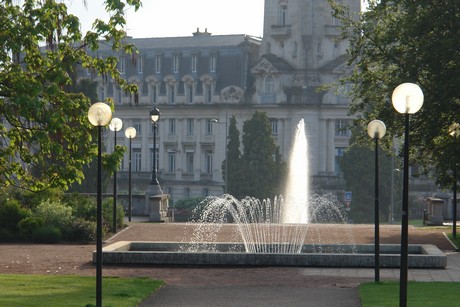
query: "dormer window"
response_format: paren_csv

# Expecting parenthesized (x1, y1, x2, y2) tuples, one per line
(265, 76, 275, 94)
(173, 55, 180, 73)
(155, 55, 162, 74)
(137, 56, 143, 74)
(191, 55, 198, 73)
(209, 56, 216, 73)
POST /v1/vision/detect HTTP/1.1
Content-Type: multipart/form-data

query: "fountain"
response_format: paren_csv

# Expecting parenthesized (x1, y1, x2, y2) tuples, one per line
(99, 120, 446, 268)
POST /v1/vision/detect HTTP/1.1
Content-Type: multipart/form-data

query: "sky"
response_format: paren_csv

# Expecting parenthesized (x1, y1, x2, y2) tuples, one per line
(68, 0, 265, 39)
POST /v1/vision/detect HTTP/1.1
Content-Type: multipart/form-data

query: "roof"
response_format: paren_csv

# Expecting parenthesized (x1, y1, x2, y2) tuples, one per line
(98, 34, 261, 52)
(261, 53, 294, 71)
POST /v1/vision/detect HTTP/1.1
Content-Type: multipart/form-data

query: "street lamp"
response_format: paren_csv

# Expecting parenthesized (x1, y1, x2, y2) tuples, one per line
(149, 107, 161, 192)
(449, 122, 460, 239)
(87, 102, 112, 307)
(392, 82, 424, 307)
(109, 117, 122, 233)
(125, 127, 136, 222)
(367, 119, 386, 282)
(211, 118, 228, 194)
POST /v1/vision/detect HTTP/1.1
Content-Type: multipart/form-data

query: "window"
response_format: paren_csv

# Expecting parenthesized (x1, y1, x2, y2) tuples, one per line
(202, 188, 209, 196)
(155, 55, 161, 74)
(191, 55, 198, 73)
(137, 56, 143, 74)
(151, 85, 157, 104)
(173, 55, 180, 73)
(184, 187, 190, 198)
(335, 119, 349, 136)
(133, 149, 142, 172)
(292, 41, 298, 58)
(204, 150, 213, 174)
(133, 120, 142, 136)
(204, 84, 212, 103)
(209, 56, 216, 73)
(335, 147, 346, 175)
(279, 4, 288, 26)
(265, 76, 274, 94)
(168, 84, 175, 103)
(205, 119, 213, 135)
(168, 119, 176, 135)
(186, 152, 194, 173)
(119, 57, 125, 74)
(186, 84, 193, 103)
(186, 119, 194, 135)
(270, 119, 278, 135)
(168, 152, 176, 173)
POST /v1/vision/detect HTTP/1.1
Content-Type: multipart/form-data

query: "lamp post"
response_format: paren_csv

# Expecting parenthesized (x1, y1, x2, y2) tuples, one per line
(211, 118, 228, 194)
(87, 102, 112, 307)
(125, 127, 136, 222)
(392, 82, 424, 307)
(367, 119, 386, 282)
(149, 107, 161, 192)
(109, 117, 122, 233)
(449, 122, 460, 239)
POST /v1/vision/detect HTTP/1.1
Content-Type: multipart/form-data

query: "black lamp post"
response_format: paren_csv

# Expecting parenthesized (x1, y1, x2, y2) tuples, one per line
(150, 107, 161, 187)
(109, 117, 122, 233)
(88, 102, 112, 307)
(392, 83, 424, 307)
(449, 122, 460, 239)
(125, 127, 136, 222)
(367, 119, 387, 282)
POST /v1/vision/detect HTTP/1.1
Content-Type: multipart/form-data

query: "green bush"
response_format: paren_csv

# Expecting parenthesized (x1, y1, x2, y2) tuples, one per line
(18, 216, 44, 240)
(34, 200, 72, 228)
(102, 198, 125, 233)
(32, 225, 62, 243)
(173, 196, 206, 211)
(5, 187, 63, 210)
(0, 228, 18, 242)
(0, 198, 31, 232)
(63, 218, 96, 242)
(63, 193, 96, 221)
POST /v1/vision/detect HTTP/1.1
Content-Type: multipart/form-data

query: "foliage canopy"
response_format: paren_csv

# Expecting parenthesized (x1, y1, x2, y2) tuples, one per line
(0, 0, 141, 191)
(329, 0, 460, 189)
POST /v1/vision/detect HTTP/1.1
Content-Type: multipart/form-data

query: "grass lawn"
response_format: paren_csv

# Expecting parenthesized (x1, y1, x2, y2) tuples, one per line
(359, 281, 460, 307)
(447, 232, 460, 250)
(0, 274, 163, 307)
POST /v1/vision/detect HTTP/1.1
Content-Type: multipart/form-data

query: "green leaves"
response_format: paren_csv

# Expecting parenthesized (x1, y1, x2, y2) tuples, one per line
(330, 0, 460, 189)
(0, 0, 141, 191)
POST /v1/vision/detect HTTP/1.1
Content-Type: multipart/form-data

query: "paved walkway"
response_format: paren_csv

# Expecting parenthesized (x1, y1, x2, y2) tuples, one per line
(115, 220, 460, 306)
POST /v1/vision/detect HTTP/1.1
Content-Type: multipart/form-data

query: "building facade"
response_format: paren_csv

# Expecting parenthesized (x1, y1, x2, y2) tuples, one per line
(79, 0, 362, 202)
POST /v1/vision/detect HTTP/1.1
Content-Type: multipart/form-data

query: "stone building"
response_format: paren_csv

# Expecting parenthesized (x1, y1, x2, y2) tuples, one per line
(80, 0, 362, 202)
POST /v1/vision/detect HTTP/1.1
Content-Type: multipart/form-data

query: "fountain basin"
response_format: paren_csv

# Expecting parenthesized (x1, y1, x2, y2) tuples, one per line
(97, 241, 446, 268)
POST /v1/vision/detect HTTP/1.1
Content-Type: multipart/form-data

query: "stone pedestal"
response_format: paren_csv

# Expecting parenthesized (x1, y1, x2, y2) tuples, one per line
(426, 197, 444, 226)
(145, 184, 169, 222)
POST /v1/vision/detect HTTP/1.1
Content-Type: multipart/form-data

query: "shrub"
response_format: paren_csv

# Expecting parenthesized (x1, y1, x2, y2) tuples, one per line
(0, 198, 31, 232)
(32, 225, 62, 243)
(102, 198, 125, 233)
(5, 187, 63, 210)
(63, 193, 96, 221)
(63, 218, 96, 242)
(18, 216, 44, 240)
(34, 200, 72, 228)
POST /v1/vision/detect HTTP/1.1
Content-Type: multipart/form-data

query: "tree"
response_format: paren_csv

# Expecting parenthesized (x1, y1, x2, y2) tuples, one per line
(0, 0, 141, 191)
(340, 134, 401, 223)
(329, 0, 460, 189)
(236, 111, 286, 200)
(223, 115, 242, 196)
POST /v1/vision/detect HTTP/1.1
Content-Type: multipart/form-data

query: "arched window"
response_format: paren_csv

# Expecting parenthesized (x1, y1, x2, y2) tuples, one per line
(265, 76, 275, 94)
